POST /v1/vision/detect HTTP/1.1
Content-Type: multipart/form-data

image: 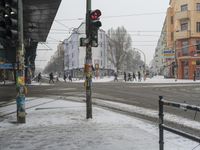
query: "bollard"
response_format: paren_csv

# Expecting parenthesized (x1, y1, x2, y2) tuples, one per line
(159, 96, 164, 150)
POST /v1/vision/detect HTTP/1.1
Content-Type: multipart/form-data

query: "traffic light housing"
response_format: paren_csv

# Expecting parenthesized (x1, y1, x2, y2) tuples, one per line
(4, 0, 18, 41)
(89, 9, 102, 47)
(0, 0, 7, 48)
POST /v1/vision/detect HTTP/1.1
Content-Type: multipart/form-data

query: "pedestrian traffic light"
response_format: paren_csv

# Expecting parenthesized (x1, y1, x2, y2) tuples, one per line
(4, 0, 18, 41)
(89, 9, 102, 47)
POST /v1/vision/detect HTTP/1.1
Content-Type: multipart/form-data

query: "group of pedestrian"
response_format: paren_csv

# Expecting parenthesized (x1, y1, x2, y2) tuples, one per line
(124, 71, 141, 82)
(63, 74, 72, 82)
(36, 72, 73, 84)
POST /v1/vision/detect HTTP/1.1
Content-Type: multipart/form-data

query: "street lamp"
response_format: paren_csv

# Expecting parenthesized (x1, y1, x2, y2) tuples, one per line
(133, 48, 146, 80)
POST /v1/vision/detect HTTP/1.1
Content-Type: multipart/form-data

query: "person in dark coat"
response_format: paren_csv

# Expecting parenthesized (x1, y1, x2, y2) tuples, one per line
(138, 71, 141, 82)
(63, 74, 67, 82)
(132, 72, 136, 81)
(124, 72, 126, 82)
(127, 73, 132, 81)
(114, 72, 118, 82)
(68, 74, 72, 82)
(49, 72, 54, 83)
(193, 71, 196, 81)
(37, 72, 42, 82)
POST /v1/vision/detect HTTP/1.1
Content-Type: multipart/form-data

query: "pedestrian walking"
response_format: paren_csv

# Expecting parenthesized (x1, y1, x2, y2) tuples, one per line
(63, 74, 67, 82)
(193, 71, 196, 81)
(138, 71, 141, 82)
(127, 73, 132, 81)
(124, 72, 126, 82)
(114, 72, 118, 82)
(37, 72, 42, 82)
(68, 74, 72, 82)
(49, 72, 54, 83)
(132, 72, 136, 81)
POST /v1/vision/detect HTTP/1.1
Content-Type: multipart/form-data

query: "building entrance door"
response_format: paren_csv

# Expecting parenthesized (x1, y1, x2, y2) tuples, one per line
(183, 66, 189, 79)
(181, 60, 189, 79)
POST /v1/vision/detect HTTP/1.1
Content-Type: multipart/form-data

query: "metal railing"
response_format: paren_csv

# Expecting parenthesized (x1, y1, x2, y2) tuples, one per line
(159, 96, 200, 150)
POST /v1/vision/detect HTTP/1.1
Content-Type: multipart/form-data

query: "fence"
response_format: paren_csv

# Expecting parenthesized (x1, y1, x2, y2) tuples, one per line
(159, 96, 200, 150)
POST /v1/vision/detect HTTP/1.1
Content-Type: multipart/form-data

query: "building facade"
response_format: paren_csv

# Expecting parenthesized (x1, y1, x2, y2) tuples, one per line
(167, 0, 200, 79)
(152, 19, 168, 77)
(63, 22, 115, 78)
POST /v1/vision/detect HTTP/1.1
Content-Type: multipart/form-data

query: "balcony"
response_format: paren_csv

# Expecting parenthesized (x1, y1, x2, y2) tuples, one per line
(174, 10, 190, 20)
(174, 30, 191, 40)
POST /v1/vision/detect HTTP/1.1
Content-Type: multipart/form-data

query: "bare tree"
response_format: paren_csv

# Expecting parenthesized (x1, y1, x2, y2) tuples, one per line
(124, 49, 145, 72)
(107, 26, 132, 72)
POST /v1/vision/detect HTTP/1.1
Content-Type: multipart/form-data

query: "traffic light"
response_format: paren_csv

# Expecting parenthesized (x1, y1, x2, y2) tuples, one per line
(4, 0, 18, 41)
(0, 0, 7, 47)
(89, 9, 102, 47)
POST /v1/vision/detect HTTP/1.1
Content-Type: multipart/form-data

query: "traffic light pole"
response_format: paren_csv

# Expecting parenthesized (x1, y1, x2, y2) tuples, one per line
(85, 0, 92, 119)
(16, 0, 26, 123)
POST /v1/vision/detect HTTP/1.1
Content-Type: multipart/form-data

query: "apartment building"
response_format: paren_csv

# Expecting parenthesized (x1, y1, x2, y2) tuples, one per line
(167, 0, 200, 79)
(63, 22, 115, 78)
(152, 19, 167, 76)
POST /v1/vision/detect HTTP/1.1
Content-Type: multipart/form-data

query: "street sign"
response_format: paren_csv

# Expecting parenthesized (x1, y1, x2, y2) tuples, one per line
(163, 50, 175, 58)
(0, 63, 14, 69)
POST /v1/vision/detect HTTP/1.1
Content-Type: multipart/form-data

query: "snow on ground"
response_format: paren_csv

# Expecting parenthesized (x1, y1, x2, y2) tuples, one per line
(15, 75, 200, 86)
(0, 98, 199, 150)
(70, 75, 200, 84)
(126, 75, 200, 84)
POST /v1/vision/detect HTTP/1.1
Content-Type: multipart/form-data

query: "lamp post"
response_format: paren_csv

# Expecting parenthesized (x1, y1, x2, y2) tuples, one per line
(133, 48, 146, 80)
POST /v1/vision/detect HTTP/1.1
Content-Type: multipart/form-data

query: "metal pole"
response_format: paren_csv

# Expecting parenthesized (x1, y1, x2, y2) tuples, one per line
(174, 41, 178, 81)
(16, 0, 26, 123)
(85, 0, 92, 119)
(159, 96, 164, 150)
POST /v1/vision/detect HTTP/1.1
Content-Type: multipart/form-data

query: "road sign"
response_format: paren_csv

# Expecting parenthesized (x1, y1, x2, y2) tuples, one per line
(163, 50, 175, 58)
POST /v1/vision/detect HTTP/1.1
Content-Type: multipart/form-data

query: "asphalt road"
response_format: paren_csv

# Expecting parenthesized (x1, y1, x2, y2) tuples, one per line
(1, 80, 200, 136)
(1, 81, 200, 118)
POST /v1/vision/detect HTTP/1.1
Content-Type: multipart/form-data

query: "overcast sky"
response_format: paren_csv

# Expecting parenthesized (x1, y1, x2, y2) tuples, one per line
(35, 0, 170, 69)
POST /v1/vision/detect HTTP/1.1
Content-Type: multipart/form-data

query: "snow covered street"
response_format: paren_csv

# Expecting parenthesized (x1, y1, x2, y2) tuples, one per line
(0, 98, 199, 150)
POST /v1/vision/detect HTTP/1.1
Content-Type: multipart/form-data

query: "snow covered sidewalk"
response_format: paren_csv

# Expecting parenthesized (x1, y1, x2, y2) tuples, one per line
(0, 98, 199, 150)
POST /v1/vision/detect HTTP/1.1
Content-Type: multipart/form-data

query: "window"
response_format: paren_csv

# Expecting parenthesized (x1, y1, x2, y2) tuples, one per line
(181, 4, 188, 11)
(196, 60, 200, 65)
(182, 41, 189, 55)
(196, 40, 200, 53)
(197, 3, 200, 11)
(197, 22, 200, 32)
(171, 16, 173, 24)
(181, 22, 188, 31)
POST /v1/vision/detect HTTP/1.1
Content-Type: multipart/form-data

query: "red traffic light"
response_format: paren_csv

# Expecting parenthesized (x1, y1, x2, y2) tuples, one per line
(90, 9, 101, 20)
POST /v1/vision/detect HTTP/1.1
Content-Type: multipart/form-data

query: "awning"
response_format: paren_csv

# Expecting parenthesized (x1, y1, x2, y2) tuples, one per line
(23, 0, 62, 42)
